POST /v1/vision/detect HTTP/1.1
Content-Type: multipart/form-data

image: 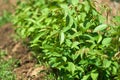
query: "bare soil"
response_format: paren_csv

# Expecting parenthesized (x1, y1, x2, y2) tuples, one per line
(0, 0, 119, 80)
(0, 23, 47, 80)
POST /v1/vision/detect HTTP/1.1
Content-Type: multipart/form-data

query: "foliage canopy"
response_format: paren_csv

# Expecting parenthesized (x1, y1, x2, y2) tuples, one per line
(14, 0, 120, 80)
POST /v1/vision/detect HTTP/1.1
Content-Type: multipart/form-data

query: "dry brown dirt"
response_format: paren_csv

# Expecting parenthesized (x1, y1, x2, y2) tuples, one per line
(0, 0, 119, 80)
(0, 23, 47, 80)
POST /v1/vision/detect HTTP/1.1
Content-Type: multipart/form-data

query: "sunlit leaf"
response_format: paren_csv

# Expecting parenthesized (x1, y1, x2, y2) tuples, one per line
(112, 66, 117, 75)
(66, 15, 74, 27)
(67, 62, 75, 74)
(82, 75, 90, 80)
(97, 34, 102, 43)
(102, 38, 112, 46)
(103, 59, 112, 68)
(93, 24, 107, 32)
(84, 1, 90, 13)
(81, 12, 86, 21)
(67, 0, 79, 5)
(60, 32, 65, 45)
(71, 41, 80, 49)
(62, 57, 67, 62)
(65, 39, 72, 47)
(91, 72, 98, 80)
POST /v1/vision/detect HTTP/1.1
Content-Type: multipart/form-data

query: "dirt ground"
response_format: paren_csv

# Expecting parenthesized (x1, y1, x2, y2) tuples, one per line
(0, 0, 119, 80)
(0, 23, 47, 80)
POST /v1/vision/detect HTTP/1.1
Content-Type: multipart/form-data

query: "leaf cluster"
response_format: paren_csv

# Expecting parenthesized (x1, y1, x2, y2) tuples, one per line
(13, 0, 120, 80)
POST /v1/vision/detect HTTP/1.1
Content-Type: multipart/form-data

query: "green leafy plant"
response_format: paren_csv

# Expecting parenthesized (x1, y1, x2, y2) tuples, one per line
(0, 59, 16, 80)
(0, 50, 16, 80)
(0, 10, 12, 26)
(111, 15, 120, 79)
(14, 0, 120, 80)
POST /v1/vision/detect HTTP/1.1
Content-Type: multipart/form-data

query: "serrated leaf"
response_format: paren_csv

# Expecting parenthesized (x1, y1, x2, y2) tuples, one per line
(91, 72, 98, 80)
(60, 32, 65, 45)
(93, 24, 107, 32)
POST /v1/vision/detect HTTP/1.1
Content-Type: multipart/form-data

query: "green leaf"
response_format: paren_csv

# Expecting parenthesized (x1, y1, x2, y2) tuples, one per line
(66, 15, 74, 27)
(97, 34, 102, 43)
(57, 0, 64, 2)
(93, 24, 107, 32)
(31, 31, 47, 44)
(60, 3, 68, 12)
(84, 1, 90, 13)
(103, 59, 112, 68)
(26, 19, 36, 24)
(112, 62, 119, 68)
(67, 62, 75, 74)
(62, 57, 67, 62)
(50, 52, 62, 57)
(60, 32, 65, 45)
(47, 30, 58, 39)
(91, 72, 98, 80)
(71, 41, 80, 49)
(65, 39, 72, 47)
(81, 12, 86, 21)
(72, 0, 79, 5)
(76, 66, 84, 72)
(71, 53, 80, 61)
(82, 75, 90, 80)
(68, 32, 82, 39)
(102, 38, 112, 46)
(112, 66, 117, 75)
(68, 0, 79, 5)
(51, 62, 61, 68)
